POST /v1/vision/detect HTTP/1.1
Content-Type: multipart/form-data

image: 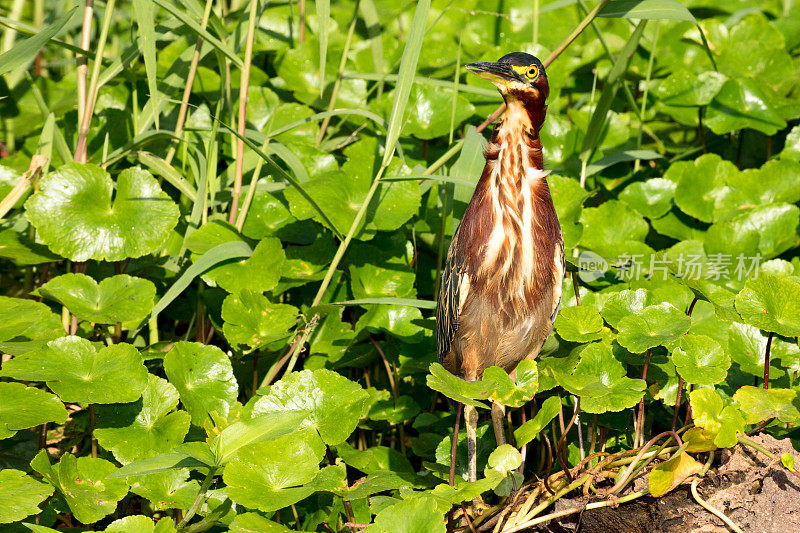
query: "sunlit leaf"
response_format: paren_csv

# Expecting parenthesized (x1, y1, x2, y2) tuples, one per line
(25, 164, 179, 262)
(163, 342, 238, 425)
(252, 369, 369, 445)
(36, 273, 155, 325)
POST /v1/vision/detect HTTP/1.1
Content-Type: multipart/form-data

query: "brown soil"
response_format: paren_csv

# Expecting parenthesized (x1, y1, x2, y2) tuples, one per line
(534, 434, 800, 533)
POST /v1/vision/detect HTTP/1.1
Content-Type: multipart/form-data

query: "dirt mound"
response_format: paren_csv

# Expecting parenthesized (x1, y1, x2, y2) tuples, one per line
(535, 434, 800, 533)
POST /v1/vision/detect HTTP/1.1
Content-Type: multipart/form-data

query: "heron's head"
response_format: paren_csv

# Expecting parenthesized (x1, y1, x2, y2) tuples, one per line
(466, 52, 549, 104)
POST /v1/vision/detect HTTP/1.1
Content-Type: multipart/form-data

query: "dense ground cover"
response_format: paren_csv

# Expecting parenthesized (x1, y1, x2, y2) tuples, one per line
(1, 0, 800, 531)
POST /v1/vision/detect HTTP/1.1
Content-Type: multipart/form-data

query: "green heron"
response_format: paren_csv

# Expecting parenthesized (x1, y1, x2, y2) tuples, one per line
(437, 52, 564, 483)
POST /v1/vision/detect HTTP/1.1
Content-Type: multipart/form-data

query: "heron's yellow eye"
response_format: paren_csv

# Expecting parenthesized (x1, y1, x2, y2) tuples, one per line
(526, 66, 539, 79)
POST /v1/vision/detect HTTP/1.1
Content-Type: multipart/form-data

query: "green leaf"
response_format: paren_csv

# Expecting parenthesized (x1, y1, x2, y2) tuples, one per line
(0, 296, 64, 355)
(780, 125, 800, 161)
(617, 303, 691, 353)
(706, 204, 799, 260)
(371, 495, 446, 533)
(580, 200, 649, 257)
(656, 71, 727, 107)
(732, 386, 800, 425)
(163, 342, 238, 425)
(487, 444, 522, 475)
(619, 178, 676, 219)
(25, 164, 179, 262)
(435, 422, 496, 482)
(690, 388, 745, 449)
(104, 515, 176, 532)
(213, 410, 309, 465)
(705, 78, 786, 136)
(671, 334, 730, 386)
(0, 469, 53, 524)
(728, 322, 795, 379)
(728, 159, 800, 206)
(549, 175, 587, 249)
(36, 273, 155, 324)
(555, 306, 604, 342)
(584, 150, 662, 177)
(381, 0, 431, 166)
(107, 447, 212, 479)
(95, 375, 191, 464)
(670, 154, 742, 223)
(557, 343, 646, 413)
(483, 360, 538, 408)
(648, 451, 702, 498)
(252, 369, 369, 445)
(429, 471, 505, 505)
(600, 288, 655, 330)
(0, 382, 68, 440)
(0, 8, 77, 76)
(598, 0, 696, 21)
(129, 471, 198, 512)
(229, 513, 294, 532)
(385, 85, 475, 140)
(734, 274, 800, 337)
(0, 337, 148, 404)
(782, 453, 796, 472)
(514, 396, 562, 447)
(368, 395, 422, 424)
(426, 363, 492, 409)
(186, 222, 286, 294)
(224, 427, 326, 513)
(32, 452, 129, 524)
(0, 227, 59, 265)
(150, 240, 253, 318)
(221, 290, 298, 350)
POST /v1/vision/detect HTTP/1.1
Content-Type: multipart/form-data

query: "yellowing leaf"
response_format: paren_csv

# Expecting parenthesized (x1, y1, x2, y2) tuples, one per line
(649, 451, 702, 497)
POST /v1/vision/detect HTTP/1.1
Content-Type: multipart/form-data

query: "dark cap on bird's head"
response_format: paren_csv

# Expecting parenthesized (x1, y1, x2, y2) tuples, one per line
(466, 52, 548, 102)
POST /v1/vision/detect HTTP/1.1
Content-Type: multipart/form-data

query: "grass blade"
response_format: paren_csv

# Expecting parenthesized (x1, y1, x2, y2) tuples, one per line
(359, 0, 384, 100)
(150, 241, 253, 319)
(381, 0, 431, 167)
(0, 7, 77, 76)
(580, 20, 647, 162)
(153, 0, 242, 67)
(133, 0, 160, 128)
(332, 298, 437, 309)
(135, 151, 198, 199)
(598, 0, 695, 21)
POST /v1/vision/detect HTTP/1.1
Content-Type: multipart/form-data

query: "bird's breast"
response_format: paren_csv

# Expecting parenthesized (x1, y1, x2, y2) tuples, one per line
(467, 153, 562, 323)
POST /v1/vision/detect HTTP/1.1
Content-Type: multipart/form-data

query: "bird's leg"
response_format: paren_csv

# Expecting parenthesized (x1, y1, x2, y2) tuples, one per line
(464, 404, 479, 483)
(491, 401, 507, 446)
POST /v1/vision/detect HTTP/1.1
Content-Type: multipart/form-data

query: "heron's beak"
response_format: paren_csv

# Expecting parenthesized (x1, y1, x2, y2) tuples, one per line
(466, 61, 518, 85)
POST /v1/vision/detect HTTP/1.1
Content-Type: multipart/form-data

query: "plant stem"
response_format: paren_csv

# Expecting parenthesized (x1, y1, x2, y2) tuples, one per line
(298, 0, 306, 44)
(506, 488, 648, 533)
(317, 5, 359, 146)
(75, 0, 116, 163)
(690, 478, 744, 533)
(764, 332, 774, 390)
(449, 403, 462, 487)
(635, 349, 652, 448)
(229, 0, 261, 224)
(76, 0, 94, 129)
(672, 376, 684, 432)
(177, 467, 218, 530)
(165, 0, 214, 165)
(89, 404, 97, 458)
(634, 21, 660, 173)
